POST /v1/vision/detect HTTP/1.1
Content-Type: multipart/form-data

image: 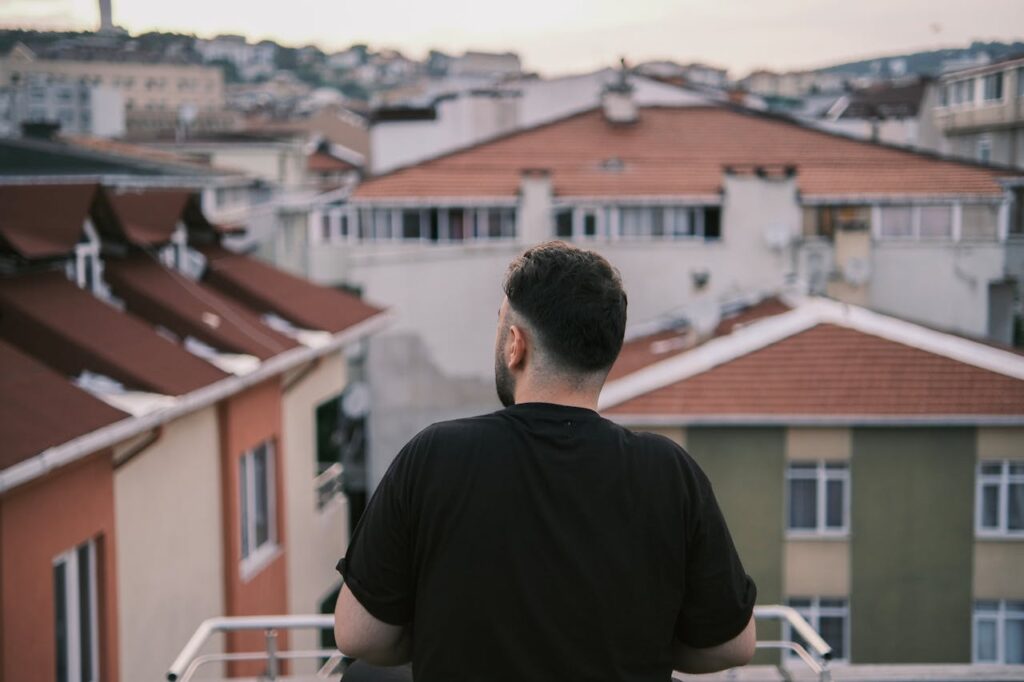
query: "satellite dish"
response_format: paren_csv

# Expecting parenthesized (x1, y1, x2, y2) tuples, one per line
(178, 103, 198, 126)
(843, 257, 871, 287)
(342, 381, 371, 418)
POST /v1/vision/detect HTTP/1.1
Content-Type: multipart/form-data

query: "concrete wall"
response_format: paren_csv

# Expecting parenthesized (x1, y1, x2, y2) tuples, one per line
(0, 453, 119, 682)
(850, 427, 975, 663)
(281, 353, 351, 673)
(113, 408, 226, 682)
(217, 380, 290, 677)
(370, 94, 520, 173)
(869, 242, 1007, 342)
(684, 427, 786, 659)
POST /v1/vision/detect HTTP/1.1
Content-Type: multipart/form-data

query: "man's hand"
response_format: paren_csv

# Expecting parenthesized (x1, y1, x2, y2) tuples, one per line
(334, 584, 413, 666)
(672, 614, 757, 674)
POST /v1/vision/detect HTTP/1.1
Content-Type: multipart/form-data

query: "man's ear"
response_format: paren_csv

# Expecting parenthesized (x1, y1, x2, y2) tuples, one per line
(507, 324, 527, 370)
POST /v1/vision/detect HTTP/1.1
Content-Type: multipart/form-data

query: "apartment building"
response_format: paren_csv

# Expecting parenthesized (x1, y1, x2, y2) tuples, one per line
(369, 69, 715, 173)
(0, 43, 235, 136)
(600, 295, 1024, 665)
(933, 55, 1024, 168)
(0, 183, 387, 682)
(0, 74, 125, 137)
(279, 92, 1023, 486)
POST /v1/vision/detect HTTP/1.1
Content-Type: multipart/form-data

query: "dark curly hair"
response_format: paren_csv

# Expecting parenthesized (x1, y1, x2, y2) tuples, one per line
(503, 240, 628, 374)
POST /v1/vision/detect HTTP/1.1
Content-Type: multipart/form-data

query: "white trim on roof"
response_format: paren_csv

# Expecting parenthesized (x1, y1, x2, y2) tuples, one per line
(349, 196, 519, 207)
(606, 414, 1024, 427)
(598, 296, 1024, 411)
(800, 194, 1006, 205)
(0, 311, 394, 495)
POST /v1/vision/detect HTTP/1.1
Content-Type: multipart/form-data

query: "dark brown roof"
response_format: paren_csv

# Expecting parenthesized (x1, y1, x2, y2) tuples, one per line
(104, 255, 299, 360)
(308, 150, 358, 173)
(354, 106, 1016, 199)
(607, 323, 1024, 417)
(0, 339, 127, 471)
(0, 183, 98, 259)
(99, 189, 192, 246)
(0, 270, 227, 395)
(201, 246, 386, 334)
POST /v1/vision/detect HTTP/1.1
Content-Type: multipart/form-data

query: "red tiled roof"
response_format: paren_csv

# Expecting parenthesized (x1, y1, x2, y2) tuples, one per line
(607, 297, 791, 382)
(99, 189, 191, 246)
(104, 255, 299, 360)
(0, 270, 227, 395)
(201, 246, 385, 334)
(354, 107, 1015, 199)
(606, 323, 1024, 417)
(0, 183, 98, 259)
(0, 339, 127, 470)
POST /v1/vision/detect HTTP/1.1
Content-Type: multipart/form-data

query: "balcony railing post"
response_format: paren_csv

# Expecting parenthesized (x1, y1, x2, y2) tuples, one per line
(265, 628, 278, 681)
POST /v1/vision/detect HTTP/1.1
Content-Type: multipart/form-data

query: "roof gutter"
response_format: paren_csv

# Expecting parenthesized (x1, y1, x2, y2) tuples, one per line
(0, 311, 393, 495)
(606, 414, 1024, 427)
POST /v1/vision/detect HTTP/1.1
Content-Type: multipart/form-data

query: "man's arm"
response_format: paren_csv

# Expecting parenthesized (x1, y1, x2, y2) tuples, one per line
(672, 613, 756, 674)
(334, 584, 412, 666)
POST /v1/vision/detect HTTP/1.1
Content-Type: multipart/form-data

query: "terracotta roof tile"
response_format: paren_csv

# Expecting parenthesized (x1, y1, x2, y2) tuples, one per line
(0, 271, 227, 395)
(606, 324, 1024, 417)
(354, 107, 1015, 200)
(201, 246, 386, 334)
(0, 339, 126, 470)
(607, 297, 791, 382)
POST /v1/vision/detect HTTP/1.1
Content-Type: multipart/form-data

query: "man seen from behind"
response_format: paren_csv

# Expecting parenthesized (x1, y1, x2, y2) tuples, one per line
(335, 240, 757, 681)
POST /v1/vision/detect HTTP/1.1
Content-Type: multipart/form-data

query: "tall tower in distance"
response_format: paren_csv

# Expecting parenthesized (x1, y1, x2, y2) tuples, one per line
(98, 0, 113, 32)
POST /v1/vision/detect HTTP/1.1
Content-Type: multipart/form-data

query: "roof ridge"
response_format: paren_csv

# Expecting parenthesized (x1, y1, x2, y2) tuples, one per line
(599, 297, 1024, 410)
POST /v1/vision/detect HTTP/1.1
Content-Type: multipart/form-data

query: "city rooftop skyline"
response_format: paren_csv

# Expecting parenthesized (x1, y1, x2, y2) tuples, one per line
(0, 0, 1021, 77)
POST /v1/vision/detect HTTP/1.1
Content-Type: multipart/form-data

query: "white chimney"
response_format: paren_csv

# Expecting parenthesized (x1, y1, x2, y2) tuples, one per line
(601, 59, 637, 124)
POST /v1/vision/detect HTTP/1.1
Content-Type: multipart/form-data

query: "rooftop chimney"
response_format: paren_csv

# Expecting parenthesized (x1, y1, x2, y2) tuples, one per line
(601, 58, 637, 125)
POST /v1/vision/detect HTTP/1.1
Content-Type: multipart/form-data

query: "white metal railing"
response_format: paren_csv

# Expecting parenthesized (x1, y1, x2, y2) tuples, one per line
(754, 605, 832, 682)
(167, 606, 831, 682)
(314, 462, 345, 509)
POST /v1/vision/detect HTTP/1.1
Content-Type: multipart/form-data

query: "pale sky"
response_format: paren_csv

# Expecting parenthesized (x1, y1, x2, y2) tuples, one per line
(1, 0, 1022, 77)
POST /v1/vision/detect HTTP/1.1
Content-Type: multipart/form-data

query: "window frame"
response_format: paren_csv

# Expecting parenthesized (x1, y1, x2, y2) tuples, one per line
(785, 461, 850, 537)
(975, 460, 1024, 538)
(239, 440, 279, 579)
(53, 539, 100, 682)
(973, 599, 1024, 663)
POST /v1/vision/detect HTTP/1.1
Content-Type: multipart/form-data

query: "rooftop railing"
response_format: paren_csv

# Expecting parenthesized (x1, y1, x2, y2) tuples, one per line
(167, 605, 833, 682)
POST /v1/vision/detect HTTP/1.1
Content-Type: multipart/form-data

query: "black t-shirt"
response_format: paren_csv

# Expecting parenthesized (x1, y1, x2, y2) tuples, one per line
(337, 402, 756, 682)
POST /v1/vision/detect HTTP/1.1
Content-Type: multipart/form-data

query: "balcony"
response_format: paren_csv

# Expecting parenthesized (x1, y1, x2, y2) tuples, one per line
(164, 606, 1024, 682)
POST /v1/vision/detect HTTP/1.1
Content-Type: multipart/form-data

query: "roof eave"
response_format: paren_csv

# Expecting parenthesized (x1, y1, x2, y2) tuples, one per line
(605, 413, 1024, 427)
(0, 309, 393, 496)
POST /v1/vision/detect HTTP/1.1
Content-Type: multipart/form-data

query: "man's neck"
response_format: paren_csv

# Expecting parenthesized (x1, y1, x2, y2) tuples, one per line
(513, 378, 601, 411)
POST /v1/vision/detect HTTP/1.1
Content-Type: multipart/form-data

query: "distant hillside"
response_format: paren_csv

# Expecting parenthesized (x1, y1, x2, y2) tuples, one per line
(818, 41, 1024, 77)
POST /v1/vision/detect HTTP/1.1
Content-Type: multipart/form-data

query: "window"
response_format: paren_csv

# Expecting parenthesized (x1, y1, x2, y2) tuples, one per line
(977, 135, 992, 164)
(785, 597, 849, 662)
(976, 461, 1024, 537)
(974, 600, 1024, 663)
(54, 539, 100, 682)
(919, 205, 953, 239)
(879, 206, 913, 238)
(240, 440, 277, 573)
(786, 462, 849, 535)
(554, 209, 573, 238)
(982, 73, 1004, 102)
(1019, 68, 1024, 98)
(961, 204, 1000, 241)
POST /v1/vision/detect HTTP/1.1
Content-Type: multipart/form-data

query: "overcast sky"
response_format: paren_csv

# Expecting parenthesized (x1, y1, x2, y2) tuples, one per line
(1, 0, 1022, 77)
